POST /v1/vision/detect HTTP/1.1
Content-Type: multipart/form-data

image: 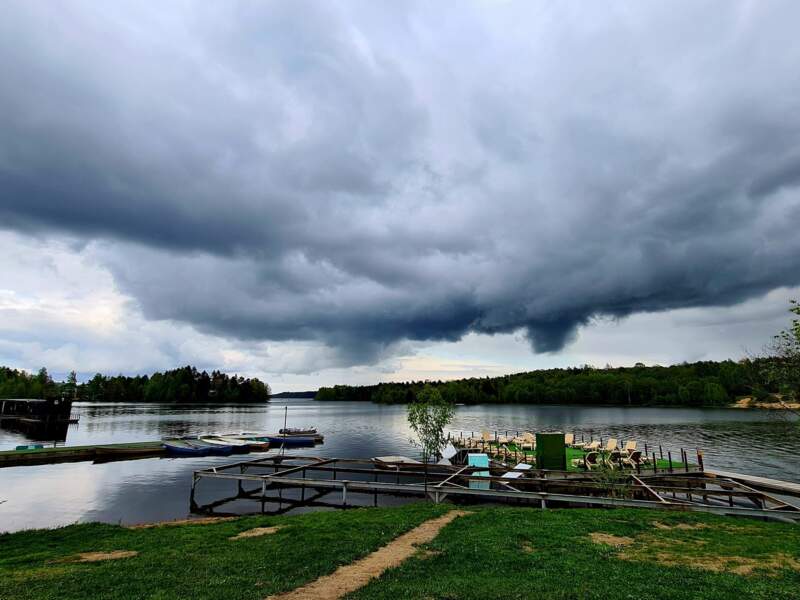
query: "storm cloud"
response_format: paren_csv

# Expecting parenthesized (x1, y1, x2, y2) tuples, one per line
(2, 1, 800, 367)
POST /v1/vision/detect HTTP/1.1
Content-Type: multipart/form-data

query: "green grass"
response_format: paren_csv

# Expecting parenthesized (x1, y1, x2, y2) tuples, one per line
(350, 507, 800, 600)
(1, 505, 798, 600)
(500, 443, 690, 471)
(0, 503, 448, 600)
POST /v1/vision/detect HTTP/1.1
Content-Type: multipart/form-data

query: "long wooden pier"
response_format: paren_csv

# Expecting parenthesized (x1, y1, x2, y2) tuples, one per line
(0, 441, 166, 467)
(191, 455, 800, 522)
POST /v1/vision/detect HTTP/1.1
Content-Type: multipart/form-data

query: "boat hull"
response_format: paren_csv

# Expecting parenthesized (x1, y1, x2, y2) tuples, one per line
(163, 441, 208, 456)
(264, 436, 315, 447)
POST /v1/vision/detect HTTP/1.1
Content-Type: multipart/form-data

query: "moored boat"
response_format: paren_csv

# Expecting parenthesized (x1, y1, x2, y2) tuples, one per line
(189, 438, 234, 455)
(215, 436, 270, 451)
(264, 435, 315, 447)
(163, 439, 209, 456)
(201, 436, 250, 453)
(373, 456, 424, 470)
(279, 427, 317, 435)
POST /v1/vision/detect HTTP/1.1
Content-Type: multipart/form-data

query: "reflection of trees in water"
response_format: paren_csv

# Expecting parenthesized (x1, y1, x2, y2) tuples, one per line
(72, 402, 280, 442)
(0, 418, 69, 442)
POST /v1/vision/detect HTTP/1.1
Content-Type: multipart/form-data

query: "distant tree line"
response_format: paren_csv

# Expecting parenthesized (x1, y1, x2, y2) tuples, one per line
(270, 391, 317, 399)
(316, 359, 786, 407)
(0, 365, 270, 403)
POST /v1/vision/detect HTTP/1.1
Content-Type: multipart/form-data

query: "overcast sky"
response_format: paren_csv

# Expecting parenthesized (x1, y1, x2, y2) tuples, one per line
(2, 1, 799, 391)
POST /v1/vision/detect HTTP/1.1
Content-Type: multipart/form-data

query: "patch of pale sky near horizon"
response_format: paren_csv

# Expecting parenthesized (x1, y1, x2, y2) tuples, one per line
(1, 230, 797, 392)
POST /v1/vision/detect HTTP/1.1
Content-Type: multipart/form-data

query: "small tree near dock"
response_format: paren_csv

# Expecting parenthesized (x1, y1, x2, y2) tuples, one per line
(407, 385, 454, 464)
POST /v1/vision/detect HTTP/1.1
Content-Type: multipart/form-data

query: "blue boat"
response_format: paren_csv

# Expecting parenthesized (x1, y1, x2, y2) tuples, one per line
(264, 435, 315, 447)
(163, 439, 209, 456)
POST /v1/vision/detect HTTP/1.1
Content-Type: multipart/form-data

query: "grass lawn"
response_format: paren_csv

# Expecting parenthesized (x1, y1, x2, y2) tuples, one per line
(501, 443, 689, 471)
(1, 504, 798, 600)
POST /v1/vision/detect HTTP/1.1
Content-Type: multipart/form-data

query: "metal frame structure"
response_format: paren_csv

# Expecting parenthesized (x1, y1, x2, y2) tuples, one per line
(191, 455, 800, 522)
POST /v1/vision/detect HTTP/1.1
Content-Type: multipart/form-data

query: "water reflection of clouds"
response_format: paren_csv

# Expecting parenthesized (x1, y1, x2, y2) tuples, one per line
(1, 463, 102, 531)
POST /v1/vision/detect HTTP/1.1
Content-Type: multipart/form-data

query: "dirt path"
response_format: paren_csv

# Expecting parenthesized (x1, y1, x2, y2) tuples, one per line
(266, 510, 470, 600)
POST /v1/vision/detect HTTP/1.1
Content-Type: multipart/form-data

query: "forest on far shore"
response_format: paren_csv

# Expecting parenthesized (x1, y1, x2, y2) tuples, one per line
(0, 365, 271, 403)
(316, 359, 786, 407)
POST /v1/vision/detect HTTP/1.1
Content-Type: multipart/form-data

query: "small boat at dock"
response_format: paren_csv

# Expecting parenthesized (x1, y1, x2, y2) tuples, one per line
(263, 435, 316, 447)
(213, 436, 270, 451)
(163, 439, 209, 456)
(188, 438, 234, 455)
(201, 436, 249, 453)
(279, 427, 317, 435)
(229, 431, 324, 444)
(373, 456, 423, 470)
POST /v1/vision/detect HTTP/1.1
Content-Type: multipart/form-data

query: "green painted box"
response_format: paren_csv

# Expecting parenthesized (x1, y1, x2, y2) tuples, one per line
(536, 431, 566, 470)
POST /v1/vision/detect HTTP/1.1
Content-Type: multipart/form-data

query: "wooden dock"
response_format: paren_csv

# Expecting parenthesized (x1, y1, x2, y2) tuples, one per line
(190, 455, 800, 522)
(705, 470, 800, 498)
(0, 441, 166, 467)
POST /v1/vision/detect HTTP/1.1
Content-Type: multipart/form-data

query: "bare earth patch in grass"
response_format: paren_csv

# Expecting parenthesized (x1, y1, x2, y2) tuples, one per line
(623, 549, 800, 576)
(589, 532, 634, 547)
(609, 529, 800, 577)
(229, 526, 282, 540)
(521, 542, 535, 553)
(53, 551, 138, 564)
(129, 516, 236, 529)
(267, 510, 471, 600)
(652, 521, 709, 531)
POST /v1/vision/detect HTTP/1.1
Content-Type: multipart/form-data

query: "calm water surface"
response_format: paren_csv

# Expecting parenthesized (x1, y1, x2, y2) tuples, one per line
(1, 400, 797, 532)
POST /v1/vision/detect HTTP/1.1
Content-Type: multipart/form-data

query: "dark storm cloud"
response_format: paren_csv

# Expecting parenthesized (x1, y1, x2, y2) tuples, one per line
(3, 1, 800, 366)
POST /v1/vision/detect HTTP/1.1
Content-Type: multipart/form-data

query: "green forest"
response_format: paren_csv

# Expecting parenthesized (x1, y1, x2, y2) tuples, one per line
(0, 365, 270, 403)
(316, 359, 781, 407)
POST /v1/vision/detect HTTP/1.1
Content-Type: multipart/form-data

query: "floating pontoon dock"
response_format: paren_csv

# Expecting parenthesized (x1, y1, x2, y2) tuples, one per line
(191, 455, 800, 522)
(0, 441, 166, 467)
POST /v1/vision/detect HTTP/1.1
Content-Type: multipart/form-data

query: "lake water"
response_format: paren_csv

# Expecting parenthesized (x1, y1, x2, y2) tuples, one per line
(1, 400, 798, 533)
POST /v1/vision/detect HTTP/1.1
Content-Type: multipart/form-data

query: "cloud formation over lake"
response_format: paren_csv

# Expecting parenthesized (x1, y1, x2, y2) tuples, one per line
(2, 1, 800, 369)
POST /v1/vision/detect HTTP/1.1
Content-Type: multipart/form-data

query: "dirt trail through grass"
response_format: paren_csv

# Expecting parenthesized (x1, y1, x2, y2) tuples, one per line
(266, 510, 470, 600)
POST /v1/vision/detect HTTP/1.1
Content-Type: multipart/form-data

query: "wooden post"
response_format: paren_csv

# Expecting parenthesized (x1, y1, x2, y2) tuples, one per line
(668, 451, 673, 473)
(683, 449, 689, 473)
(659, 445, 663, 460)
(652, 453, 658, 473)
(696, 449, 704, 471)
(190, 473, 198, 508)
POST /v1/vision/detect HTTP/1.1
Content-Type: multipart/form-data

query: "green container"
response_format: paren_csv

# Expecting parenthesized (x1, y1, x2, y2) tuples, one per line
(536, 431, 566, 470)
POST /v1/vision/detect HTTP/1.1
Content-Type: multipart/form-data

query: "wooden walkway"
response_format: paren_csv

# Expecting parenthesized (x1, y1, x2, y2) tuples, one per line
(705, 470, 800, 498)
